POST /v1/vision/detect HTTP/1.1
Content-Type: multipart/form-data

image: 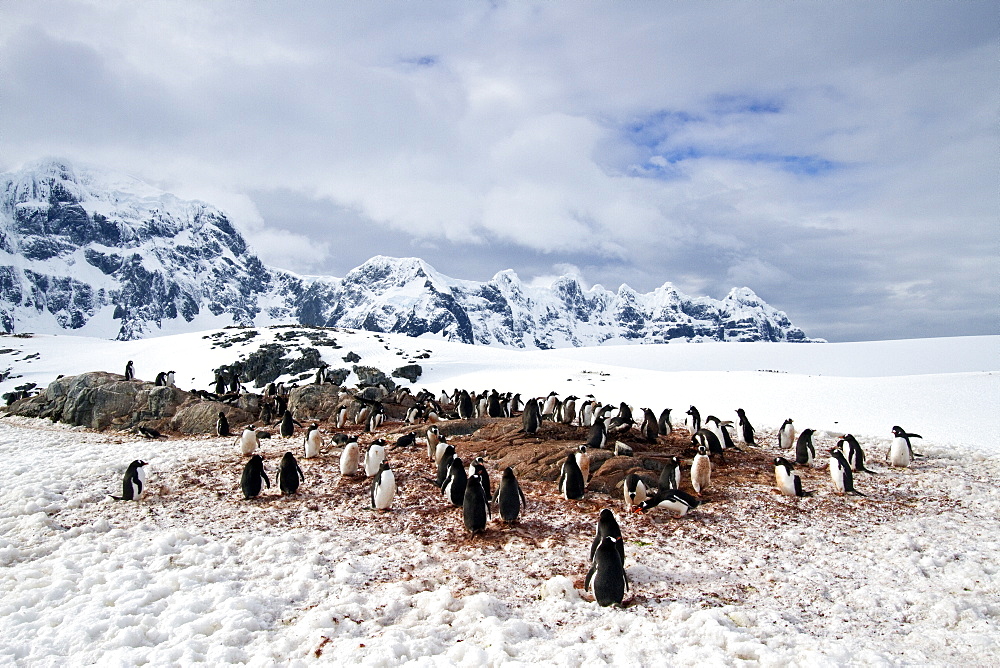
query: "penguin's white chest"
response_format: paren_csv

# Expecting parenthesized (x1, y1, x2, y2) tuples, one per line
(829, 458, 846, 492)
(775, 469, 798, 496)
(365, 446, 386, 477)
(889, 438, 911, 467)
(340, 443, 359, 475)
(691, 456, 711, 493)
(239, 432, 257, 455)
(372, 471, 396, 510)
(304, 432, 321, 458)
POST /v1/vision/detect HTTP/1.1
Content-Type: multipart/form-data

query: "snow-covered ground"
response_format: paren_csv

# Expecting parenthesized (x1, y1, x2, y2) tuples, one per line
(0, 330, 997, 665)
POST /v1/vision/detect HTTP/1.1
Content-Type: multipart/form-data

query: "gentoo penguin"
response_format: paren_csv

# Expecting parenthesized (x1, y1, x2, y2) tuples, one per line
(435, 444, 456, 488)
(694, 429, 725, 461)
(838, 434, 876, 474)
(303, 423, 322, 458)
(443, 456, 468, 506)
(370, 460, 396, 511)
(339, 439, 360, 476)
(137, 426, 165, 439)
(110, 460, 148, 501)
(542, 391, 559, 418)
(278, 410, 302, 438)
(623, 473, 648, 508)
(635, 489, 701, 517)
(336, 405, 349, 429)
(658, 408, 673, 435)
(165, 371, 175, 387)
(404, 405, 423, 424)
(704, 416, 725, 445)
(686, 405, 702, 435)
(691, 445, 711, 494)
(561, 396, 578, 425)
(155, 371, 168, 386)
(394, 432, 416, 449)
(779, 419, 796, 451)
(364, 439, 387, 477)
(426, 425, 441, 460)
(367, 406, 384, 431)
(580, 399, 595, 427)
(463, 474, 491, 533)
(558, 451, 586, 500)
(522, 398, 541, 435)
(434, 436, 451, 468)
(487, 391, 506, 418)
(236, 425, 259, 456)
(508, 393, 523, 416)
(355, 404, 372, 428)
(586, 418, 607, 450)
(469, 457, 491, 500)
(589, 508, 625, 565)
(586, 536, 629, 607)
(735, 408, 755, 445)
(575, 445, 591, 483)
(124, 360, 135, 381)
(216, 411, 231, 438)
(795, 429, 816, 465)
(773, 457, 814, 497)
(640, 408, 658, 443)
(277, 452, 304, 495)
(457, 390, 475, 419)
(829, 448, 864, 495)
(889, 426, 923, 467)
(720, 423, 739, 451)
(658, 456, 681, 491)
(495, 467, 527, 523)
(240, 454, 270, 500)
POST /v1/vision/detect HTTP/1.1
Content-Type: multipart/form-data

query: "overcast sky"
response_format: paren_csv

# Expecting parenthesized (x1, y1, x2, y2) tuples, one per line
(1, 1, 996, 342)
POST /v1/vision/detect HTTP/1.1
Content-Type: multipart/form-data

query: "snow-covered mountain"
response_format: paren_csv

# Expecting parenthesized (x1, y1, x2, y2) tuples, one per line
(1, 159, 819, 346)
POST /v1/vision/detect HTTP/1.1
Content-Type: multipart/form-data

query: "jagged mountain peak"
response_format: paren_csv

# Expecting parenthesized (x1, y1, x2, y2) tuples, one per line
(0, 159, 821, 345)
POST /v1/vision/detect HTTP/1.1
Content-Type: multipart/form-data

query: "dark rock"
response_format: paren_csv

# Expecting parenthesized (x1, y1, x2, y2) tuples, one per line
(391, 364, 422, 383)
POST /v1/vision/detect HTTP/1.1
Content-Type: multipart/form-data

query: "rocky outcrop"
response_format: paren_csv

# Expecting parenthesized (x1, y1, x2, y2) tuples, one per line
(11, 371, 189, 430)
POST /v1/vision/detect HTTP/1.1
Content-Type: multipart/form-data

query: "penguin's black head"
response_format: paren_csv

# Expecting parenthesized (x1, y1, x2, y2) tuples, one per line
(891, 426, 904, 436)
(578, 445, 587, 453)
(502, 466, 515, 478)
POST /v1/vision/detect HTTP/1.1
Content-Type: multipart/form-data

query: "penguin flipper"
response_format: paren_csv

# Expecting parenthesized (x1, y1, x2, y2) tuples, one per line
(585, 563, 596, 592)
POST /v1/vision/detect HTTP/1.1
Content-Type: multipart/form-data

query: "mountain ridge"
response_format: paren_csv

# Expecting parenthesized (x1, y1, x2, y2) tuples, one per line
(1, 159, 821, 347)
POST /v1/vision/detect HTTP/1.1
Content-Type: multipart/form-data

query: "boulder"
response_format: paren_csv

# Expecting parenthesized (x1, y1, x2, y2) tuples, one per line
(288, 384, 344, 421)
(170, 401, 255, 434)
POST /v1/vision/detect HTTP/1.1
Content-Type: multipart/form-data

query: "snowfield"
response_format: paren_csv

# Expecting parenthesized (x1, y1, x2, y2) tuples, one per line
(0, 330, 997, 665)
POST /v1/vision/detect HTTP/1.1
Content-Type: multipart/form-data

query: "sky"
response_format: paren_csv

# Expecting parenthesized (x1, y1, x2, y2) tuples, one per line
(0, 1, 996, 342)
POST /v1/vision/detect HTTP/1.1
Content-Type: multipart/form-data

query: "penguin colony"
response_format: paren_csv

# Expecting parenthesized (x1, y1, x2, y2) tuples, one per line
(107, 366, 927, 607)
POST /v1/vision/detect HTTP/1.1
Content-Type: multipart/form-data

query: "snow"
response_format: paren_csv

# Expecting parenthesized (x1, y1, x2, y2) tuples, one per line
(0, 330, 998, 664)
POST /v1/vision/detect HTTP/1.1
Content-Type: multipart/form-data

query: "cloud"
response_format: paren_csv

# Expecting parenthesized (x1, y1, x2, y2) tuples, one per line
(0, 1, 995, 341)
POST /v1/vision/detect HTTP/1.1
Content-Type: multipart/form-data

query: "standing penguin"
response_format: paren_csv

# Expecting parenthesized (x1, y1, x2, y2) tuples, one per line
(623, 473, 648, 508)
(779, 419, 796, 451)
(336, 405, 349, 429)
(340, 439, 360, 476)
(558, 451, 586, 500)
(658, 456, 681, 491)
(457, 390, 475, 419)
(575, 445, 591, 484)
(303, 423, 322, 459)
(686, 405, 702, 435)
(463, 474, 491, 533)
(443, 456, 468, 506)
(694, 429, 725, 461)
(110, 460, 149, 501)
(640, 408, 659, 443)
(838, 434, 876, 474)
(691, 445, 712, 494)
(522, 398, 541, 435)
(795, 429, 816, 465)
(589, 509, 625, 565)
(236, 425, 259, 456)
(434, 436, 451, 468)
(829, 448, 864, 495)
(735, 408, 755, 445)
(889, 426, 922, 467)
(277, 452, 305, 495)
(278, 410, 302, 438)
(469, 457, 492, 500)
(240, 454, 270, 500)
(495, 467, 527, 523)
(364, 439, 387, 477)
(370, 460, 397, 511)
(657, 408, 673, 435)
(124, 360, 135, 381)
(216, 411, 231, 438)
(154, 371, 168, 386)
(773, 457, 813, 497)
(586, 418, 607, 450)
(586, 536, 629, 607)
(426, 425, 441, 460)
(435, 444, 456, 488)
